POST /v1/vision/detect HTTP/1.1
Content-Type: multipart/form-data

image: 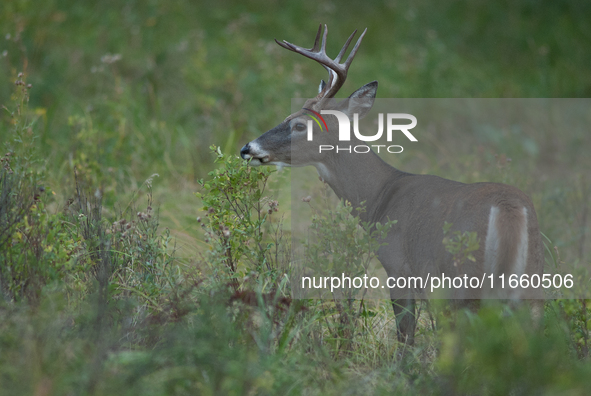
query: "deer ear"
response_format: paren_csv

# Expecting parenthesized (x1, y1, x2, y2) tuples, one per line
(344, 81, 378, 119)
(318, 80, 327, 94)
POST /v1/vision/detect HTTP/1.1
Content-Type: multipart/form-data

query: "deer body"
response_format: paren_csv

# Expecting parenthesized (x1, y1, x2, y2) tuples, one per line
(240, 26, 544, 344)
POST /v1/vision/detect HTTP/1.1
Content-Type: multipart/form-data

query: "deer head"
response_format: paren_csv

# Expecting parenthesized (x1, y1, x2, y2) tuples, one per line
(240, 25, 377, 168)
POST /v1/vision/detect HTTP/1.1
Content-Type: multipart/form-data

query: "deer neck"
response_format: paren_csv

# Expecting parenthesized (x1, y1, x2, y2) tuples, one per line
(314, 146, 401, 223)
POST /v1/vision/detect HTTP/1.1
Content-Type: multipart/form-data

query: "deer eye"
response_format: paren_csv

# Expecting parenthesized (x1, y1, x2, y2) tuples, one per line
(293, 122, 307, 132)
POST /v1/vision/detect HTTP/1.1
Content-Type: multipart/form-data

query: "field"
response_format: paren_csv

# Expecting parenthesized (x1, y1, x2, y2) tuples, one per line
(1, 0, 591, 394)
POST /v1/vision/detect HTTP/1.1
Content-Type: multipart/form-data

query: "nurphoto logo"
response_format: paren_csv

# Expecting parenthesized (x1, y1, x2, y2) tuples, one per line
(304, 110, 418, 154)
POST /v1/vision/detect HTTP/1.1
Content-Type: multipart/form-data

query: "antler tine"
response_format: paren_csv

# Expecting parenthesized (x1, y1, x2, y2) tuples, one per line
(343, 28, 367, 68)
(312, 24, 322, 52)
(274, 24, 322, 53)
(275, 25, 367, 100)
(319, 24, 328, 54)
(334, 29, 358, 63)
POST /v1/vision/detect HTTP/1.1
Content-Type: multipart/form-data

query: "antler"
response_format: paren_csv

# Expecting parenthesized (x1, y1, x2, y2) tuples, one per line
(275, 24, 367, 100)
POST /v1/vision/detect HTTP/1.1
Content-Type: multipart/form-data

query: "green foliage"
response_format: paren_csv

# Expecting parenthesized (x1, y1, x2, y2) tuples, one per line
(0, 73, 80, 302)
(305, 200, 395, 299)
(0, 67, 182, 313)
(437, 305, 591, 395)
(67, 180, 186, 320)
(0, 199, 79, 302)
(197, 145, 287, 289)
(442, 221, 480, 268)
(67, 114, 106, 192)
(553, 299, 591, 359)
(304, 199, 395, 351)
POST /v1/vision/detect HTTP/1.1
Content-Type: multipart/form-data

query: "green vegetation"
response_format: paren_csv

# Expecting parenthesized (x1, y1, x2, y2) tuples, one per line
(442, 222, 480, 269)
(1, 0, 590, 394)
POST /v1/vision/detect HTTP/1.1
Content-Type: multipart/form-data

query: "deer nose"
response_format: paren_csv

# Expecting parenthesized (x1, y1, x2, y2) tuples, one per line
(240, 143, 251, 159)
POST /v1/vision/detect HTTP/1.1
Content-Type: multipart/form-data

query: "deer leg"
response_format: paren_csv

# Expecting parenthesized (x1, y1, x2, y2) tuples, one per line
(392, 297, 416, 345)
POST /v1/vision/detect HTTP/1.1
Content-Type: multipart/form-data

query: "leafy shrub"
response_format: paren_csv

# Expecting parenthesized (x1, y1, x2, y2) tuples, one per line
(196, 145, 289, 291)
(0, 73, 81, 303)
(442, 221, 480, 269)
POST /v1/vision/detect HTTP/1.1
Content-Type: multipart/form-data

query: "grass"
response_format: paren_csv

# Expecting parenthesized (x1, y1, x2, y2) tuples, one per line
(1, 0, 591, 394)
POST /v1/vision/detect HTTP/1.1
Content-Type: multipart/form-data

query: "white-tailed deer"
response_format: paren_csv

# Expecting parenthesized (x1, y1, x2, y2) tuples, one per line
(240, 25, 544, 344)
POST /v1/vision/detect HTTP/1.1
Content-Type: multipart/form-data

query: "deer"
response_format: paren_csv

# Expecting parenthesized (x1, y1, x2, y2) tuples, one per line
(240, 25, 544, 344)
